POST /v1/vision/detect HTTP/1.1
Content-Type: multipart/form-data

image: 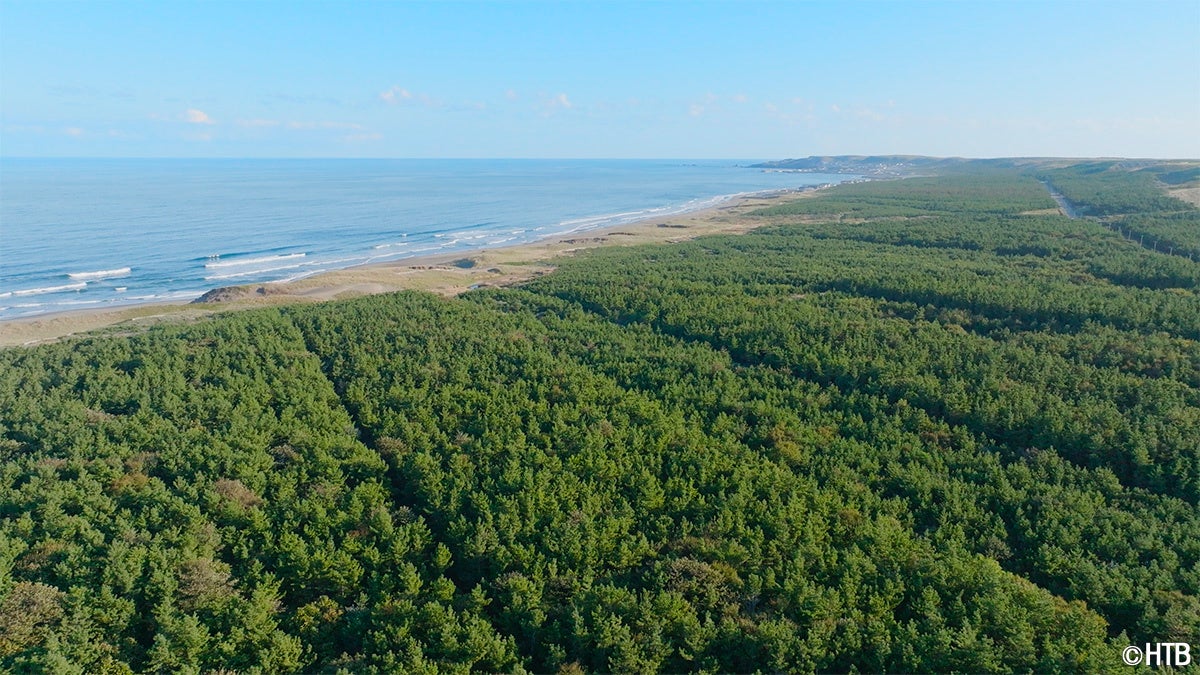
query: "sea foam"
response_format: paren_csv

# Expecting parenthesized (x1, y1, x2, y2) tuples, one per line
(67, 267, 131, 281)
(0, 282, 88, 298)
(205, 262, 306, 281)
(204, 253, 306, 269)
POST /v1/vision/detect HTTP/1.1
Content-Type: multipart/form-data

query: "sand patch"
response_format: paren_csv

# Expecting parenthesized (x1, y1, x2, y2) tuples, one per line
(1168, 186, 1200, 208)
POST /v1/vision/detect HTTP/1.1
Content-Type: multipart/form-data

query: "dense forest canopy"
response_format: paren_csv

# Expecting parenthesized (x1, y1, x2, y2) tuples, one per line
(1, 161, 1198, 673)
(1038, 162, 1200, 260)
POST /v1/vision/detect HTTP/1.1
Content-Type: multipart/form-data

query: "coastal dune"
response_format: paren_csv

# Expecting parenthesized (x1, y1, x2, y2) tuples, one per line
(0, 191, 805, 348)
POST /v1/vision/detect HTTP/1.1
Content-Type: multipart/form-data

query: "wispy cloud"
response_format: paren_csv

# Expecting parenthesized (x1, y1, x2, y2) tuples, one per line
(764, 98, 818, 127)
(380, 85, 439, 108)
(344, 132, 383, 143)
(688, 92, 720, 117)
(64, 127, 85, 137)
(185, 108, 215, 125)
(539, 93, 574, 117)
(853, 106, 887, 122)
(380, 86, 413, 104)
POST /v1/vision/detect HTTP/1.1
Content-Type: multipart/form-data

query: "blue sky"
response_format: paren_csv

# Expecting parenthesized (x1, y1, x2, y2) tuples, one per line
(1, 0, 1197, 158)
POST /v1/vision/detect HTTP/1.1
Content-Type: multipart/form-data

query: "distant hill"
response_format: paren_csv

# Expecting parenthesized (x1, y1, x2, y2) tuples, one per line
(750, 155, 972, 176)
(752, 155, 1200, 179)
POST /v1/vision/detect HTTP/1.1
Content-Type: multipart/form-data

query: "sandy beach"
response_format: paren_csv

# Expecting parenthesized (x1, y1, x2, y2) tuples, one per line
(0, 189, 814, 348)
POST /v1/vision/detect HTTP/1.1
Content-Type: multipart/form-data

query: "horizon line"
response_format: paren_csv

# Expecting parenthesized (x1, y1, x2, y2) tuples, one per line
(4, 154, 1198, 162)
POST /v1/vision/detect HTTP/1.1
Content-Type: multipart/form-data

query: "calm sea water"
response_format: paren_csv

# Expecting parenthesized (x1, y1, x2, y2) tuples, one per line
(0, 159, 848, 320)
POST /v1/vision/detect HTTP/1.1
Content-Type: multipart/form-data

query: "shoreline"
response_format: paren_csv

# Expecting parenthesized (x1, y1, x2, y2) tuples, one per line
(0, 187, 819, 348)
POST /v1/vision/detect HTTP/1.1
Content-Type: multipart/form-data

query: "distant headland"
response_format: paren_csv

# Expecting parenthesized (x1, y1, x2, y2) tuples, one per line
(751, 155, 1200, 178)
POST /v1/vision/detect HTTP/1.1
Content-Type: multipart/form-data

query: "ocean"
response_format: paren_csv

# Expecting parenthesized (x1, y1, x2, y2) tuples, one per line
(0, 159, 848, 320)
